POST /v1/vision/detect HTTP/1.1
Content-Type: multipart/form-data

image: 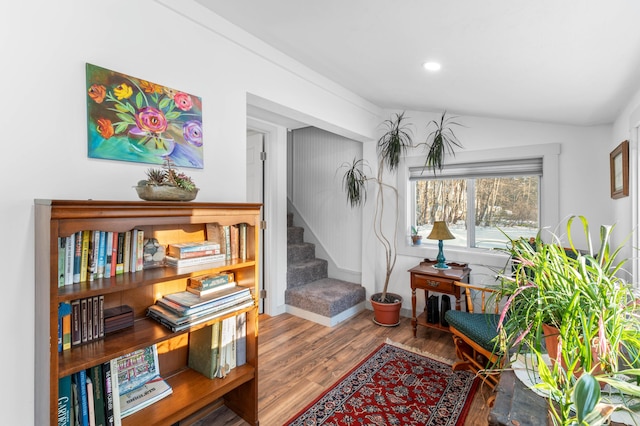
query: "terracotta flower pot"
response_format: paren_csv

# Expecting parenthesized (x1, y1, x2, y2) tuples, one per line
(371, 293, 402, 327)
(543, 323, 605, 382)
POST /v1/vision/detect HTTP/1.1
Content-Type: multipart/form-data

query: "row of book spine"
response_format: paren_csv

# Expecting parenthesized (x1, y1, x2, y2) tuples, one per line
(58, 296, 105, 351)
(57, 229, 145, 287)
(205, 223, 249, 262)
(58, 345, 172, 426)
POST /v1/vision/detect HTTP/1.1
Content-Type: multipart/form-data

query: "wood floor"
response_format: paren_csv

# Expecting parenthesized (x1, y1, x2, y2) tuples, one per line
(193, 310, 494, 426)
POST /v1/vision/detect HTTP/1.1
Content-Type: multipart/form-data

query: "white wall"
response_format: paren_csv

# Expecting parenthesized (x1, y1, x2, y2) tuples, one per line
(1, 0, 380, 423)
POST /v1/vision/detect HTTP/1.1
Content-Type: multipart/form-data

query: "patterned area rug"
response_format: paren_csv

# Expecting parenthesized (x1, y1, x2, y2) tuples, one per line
(284, 340, 478, 426)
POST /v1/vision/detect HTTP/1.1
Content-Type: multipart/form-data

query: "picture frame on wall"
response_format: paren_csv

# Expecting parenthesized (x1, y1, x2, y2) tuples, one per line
(610, 140, 629, 199)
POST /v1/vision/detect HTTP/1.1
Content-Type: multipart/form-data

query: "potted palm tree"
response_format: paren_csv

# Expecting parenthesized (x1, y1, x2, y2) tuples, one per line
(340, 112, 412, 325)
(496, 216, 640, 425)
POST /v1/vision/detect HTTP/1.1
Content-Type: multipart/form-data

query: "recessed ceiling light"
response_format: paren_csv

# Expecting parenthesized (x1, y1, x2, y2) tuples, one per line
(422, 61, 441, 72)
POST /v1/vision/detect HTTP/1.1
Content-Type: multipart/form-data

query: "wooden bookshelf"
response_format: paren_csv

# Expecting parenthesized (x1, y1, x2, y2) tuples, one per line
(35, 200, 261, 426)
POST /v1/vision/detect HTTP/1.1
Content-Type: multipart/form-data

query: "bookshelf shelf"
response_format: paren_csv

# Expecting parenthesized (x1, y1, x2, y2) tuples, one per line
(35, 200, 261, 426)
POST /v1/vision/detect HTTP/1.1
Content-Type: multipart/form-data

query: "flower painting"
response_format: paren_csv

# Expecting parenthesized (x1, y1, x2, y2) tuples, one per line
(86, 63, 203, 168)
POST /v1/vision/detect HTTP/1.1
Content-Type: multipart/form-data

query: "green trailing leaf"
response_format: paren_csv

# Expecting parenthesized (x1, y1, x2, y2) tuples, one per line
(165, 111, 181, 120)
(573, 373, 600, 424)
(114, 103, 129, 113)
(135, 92, 143, 109)
(116, 112, 136, 125)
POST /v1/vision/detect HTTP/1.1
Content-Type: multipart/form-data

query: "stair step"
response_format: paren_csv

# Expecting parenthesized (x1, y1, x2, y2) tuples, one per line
(287, 258, 328, 288)
(285, 278, 366, 317)
(287, 242, 316, 263)
(287, 226, 304, 244)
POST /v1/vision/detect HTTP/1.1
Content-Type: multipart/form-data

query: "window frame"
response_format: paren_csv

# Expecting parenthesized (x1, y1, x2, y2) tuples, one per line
(397, 143, 560, 267)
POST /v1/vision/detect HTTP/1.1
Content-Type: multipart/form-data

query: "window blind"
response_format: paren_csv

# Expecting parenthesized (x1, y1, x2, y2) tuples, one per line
(409, 157, 543, 181)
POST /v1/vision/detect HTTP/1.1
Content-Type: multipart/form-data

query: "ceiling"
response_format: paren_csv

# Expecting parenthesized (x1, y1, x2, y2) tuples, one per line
(194, 0, 640, 126)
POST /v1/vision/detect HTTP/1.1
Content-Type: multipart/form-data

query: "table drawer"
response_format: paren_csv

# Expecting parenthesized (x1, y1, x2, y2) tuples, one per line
(412, 274, 455, 293)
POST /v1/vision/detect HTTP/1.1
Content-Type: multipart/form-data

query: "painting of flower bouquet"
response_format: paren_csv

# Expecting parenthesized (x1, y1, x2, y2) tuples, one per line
(86, 63, 203, 168)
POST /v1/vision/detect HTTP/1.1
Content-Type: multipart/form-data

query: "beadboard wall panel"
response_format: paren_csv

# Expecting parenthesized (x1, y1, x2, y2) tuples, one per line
(291, 127, 363, 275)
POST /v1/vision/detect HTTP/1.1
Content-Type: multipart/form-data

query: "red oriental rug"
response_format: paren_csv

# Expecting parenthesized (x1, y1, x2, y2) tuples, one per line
(284, 340, 479, 426)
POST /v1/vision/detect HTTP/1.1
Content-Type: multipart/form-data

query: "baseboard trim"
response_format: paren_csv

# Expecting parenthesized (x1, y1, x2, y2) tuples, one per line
(286, 302, 365, 327)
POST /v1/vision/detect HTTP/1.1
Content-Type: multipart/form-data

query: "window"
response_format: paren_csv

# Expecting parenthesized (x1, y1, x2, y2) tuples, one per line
(409, 158, 542, 249)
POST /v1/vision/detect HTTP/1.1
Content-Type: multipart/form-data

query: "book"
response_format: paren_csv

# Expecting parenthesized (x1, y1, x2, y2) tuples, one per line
(58, 374, 72, 426)
(135, 229, 144, 272)
(229, 224, 240, 260)
(236, 312, 247, 367)
(115, 232, 125, 275)
(80, 230, 91, 282)
(110, 231, 118, 277)
(98, 295, 105, 338)
(59, 302, 72, 352)
(222, 225, 231, 260)
(163, 286, 251, 310)
(122, 231, 131, 274)
(71, 379, 79, 426)
(97, 231, 107, 279)
(167, 241, 221, 259)
(81, 298, 89, 343)
(109, 358, 122, 426)
(205, 223, 226, 256)
(129, 229, 138, 273)
(86, 376, 96, 426)
(92, 296, 100, 339)
(149, 298, 254, 332)
(186, 282, 237, 297)
(102, 361, 114, 426)
(188, 272, 235, 290)
(188, 322, 222, 378)
(88, 230, 100, 281)
(149, 295, 252, 327)
(89, 365, 106, 426)
(238, 223, 248, 261)
(73, 231, 83, 284)
(65, 235, 75, 286)
(104, 231, 113, 278)
(164, 253, 226, 268)
(58, 237, 66, 287)
(74, 369, 90, 426)
(113, 345, 172, 418)
(87, 297, 93, 341)
(71, 299, 81, 346)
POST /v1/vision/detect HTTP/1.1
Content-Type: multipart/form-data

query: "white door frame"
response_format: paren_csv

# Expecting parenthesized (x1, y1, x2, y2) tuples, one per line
(247, 116, 288, 316)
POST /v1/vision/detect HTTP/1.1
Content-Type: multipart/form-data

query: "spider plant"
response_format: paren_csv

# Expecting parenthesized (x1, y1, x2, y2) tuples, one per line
(495, 216, 640, 425)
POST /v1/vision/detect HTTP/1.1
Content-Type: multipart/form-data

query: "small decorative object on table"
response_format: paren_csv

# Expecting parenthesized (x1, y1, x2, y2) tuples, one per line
(135, 158, 199, 201)
(142, 238, 165, 268)
(411, 226, 422, 245)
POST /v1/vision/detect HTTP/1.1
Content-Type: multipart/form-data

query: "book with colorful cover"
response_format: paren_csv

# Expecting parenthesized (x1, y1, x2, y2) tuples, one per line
(73, 369, 89, 426)
(149, 298, 254, 332)
(135, 229, 144, 272)
(167, 241, 221, 258)
(104, 231, 113, 278)
(109, 358, 122, 426)
(97, 230, 107, 278)
(64, 234, 75, 286)
(102, 361, 114, 426)
(186, 281, 237, 297)
(188, 272, 235, 290)
(110, 231, 118, 277)
(164, 253, 226, 268)
(80, 230, 91, 282)
(112, 345, 172, 418)
(115, 232, 125, 275)
(73, 231, 83, 283)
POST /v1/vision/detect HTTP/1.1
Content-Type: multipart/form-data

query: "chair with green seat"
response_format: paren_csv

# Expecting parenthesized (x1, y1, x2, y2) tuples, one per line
(444, 281, 503, 401)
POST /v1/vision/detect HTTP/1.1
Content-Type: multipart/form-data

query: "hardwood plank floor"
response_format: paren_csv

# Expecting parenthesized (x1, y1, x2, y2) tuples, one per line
(192, 310, 494, 426)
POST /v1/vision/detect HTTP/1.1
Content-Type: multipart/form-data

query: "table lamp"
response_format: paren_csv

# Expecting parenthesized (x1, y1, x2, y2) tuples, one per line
(427, 221, 455, 269)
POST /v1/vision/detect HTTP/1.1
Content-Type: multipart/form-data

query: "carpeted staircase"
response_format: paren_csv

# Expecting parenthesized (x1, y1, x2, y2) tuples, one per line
(285, 212, 366, 326)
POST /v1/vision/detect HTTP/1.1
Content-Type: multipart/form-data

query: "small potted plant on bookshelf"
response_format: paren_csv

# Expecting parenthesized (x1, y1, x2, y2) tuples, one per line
(135, 158, 199, 201)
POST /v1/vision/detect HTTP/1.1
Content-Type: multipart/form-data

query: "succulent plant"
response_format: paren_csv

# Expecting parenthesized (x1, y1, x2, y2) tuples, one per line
(141, 159, 197, 191)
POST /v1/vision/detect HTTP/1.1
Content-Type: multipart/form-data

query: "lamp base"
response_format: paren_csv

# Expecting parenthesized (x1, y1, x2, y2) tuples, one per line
(432, 263, 450, 270)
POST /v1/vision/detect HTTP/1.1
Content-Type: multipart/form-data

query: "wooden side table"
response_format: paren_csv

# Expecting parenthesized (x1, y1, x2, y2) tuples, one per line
(408, 259, 471, 337)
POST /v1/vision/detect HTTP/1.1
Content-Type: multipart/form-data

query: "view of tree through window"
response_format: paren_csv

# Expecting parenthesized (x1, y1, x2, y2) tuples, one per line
(414, 176, 539, 249)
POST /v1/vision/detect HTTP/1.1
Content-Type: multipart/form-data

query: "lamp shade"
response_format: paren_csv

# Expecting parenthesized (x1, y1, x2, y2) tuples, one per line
(427, 221, 454, 240)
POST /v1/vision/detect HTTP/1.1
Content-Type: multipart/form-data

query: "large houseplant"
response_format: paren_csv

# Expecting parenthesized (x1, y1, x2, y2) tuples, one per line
(496, 216, 640, 425)
(341, 111, 413, 325)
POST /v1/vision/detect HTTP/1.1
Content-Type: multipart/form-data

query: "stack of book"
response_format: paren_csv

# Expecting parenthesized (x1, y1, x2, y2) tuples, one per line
(147, 276, 253, 332)
(164, 241, 225, 272)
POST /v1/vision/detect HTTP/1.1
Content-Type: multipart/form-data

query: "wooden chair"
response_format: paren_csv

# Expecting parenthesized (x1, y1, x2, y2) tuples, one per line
(444, 281, 503, 403)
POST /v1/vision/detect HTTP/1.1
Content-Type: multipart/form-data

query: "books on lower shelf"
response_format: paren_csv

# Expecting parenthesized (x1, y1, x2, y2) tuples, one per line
(188, 312, 247, 379)
(60, 345, 171, 426)
(147, 285, 254, 332)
